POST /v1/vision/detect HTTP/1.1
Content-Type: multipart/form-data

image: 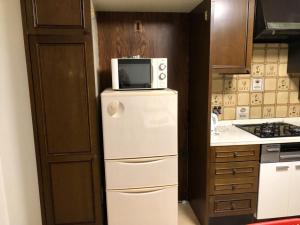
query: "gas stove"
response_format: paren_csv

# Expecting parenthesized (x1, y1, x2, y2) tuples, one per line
(235, 122, 300, 138)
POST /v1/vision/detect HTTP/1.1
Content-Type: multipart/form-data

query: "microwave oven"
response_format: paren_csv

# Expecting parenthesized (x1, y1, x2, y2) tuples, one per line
(111, 58, 168, 90)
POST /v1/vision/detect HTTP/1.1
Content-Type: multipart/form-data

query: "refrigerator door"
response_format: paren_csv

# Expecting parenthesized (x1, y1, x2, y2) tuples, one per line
(106, 185, 178, 225)
(105, 156, 178, 189)
(101, 89, 178, 159)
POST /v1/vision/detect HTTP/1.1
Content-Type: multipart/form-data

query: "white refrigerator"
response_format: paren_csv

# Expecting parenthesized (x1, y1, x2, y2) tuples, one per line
(101, 89, 178, 225)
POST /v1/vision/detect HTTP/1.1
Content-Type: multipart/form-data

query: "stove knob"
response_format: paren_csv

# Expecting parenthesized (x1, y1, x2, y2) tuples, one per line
(159, 73, 166, 80)
(159, 63, 166, 70)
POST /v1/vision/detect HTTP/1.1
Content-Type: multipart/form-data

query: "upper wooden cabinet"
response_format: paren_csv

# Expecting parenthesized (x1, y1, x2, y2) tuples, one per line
(23, 0, 91, 34)
(211, 0, 255, 74)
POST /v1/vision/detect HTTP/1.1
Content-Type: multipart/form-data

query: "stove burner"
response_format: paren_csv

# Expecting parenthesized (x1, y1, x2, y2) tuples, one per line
(235, 122, 300, 138)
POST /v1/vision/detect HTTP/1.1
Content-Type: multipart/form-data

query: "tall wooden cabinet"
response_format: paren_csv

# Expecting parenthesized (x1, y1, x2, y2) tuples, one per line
(20, 1, 104, 225)
(211, 0, 255, 74)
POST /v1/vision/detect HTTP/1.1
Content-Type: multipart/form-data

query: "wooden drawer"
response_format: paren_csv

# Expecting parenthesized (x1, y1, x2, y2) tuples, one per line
(210, 145, 260, 163)
(210, 161, 259, 179)
(209, 177, 258, 195)
(209, 193, 257, 217)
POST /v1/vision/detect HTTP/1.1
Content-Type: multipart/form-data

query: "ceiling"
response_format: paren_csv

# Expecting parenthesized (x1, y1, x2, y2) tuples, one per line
(92, 0, 203, 12)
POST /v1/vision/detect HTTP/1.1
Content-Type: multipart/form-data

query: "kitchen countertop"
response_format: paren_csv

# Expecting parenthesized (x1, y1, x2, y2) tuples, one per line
(211, 117, 300, 146)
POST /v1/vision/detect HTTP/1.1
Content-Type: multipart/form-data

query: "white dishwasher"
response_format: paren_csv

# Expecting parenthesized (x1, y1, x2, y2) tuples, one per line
(257, 143, 300, 220)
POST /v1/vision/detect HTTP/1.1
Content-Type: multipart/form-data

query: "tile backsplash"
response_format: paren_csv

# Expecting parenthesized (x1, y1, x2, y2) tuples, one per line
(212, 43, 300, 120)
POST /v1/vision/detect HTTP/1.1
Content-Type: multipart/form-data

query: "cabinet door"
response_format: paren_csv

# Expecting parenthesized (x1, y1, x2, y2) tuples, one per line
(257, 163, 291, 219)
(22, 0, 91, 34)
(211, 0, 255, 74)
(28, 35, 102, 225)
(288, 162, 300, 216)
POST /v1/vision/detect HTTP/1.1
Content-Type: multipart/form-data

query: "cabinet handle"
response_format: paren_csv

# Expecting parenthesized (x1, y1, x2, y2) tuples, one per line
(276, 166, 289, 171)
(295, 165, 300, 170)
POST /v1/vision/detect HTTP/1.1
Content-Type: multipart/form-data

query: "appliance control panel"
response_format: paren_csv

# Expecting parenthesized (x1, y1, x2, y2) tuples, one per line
(152, 58, 167, 88)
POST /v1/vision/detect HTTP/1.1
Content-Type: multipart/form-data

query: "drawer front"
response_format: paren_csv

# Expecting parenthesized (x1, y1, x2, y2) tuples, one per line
(209, 193, 257, 217)
(210, 161, 259, 179)
(209, 177, 258, 195)
(107, 185, 178, 225)
(105, 156, 178, 189)
(210, 145, 260, 162)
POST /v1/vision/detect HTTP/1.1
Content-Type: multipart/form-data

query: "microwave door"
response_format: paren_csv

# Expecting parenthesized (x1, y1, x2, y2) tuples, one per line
(118, 59, 151, 89)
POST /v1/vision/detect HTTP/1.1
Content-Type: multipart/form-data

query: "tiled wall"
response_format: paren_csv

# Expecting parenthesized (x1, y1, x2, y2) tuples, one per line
(212, 43, 300, 120)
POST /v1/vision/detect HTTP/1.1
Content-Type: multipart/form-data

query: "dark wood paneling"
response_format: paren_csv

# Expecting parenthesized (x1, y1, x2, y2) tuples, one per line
(50, 161, 95, 224)
(211, 0, 255, 74)
(27, 35, 103, 225)
(23, 0, 91, 34)
(210, 145, 260, 163)
(34, 42, 91, 154)
(188, 1, 212, 225)
(97, 12, 189, 200)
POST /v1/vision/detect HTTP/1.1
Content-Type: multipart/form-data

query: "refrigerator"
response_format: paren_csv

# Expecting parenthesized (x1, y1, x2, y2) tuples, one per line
(101, 89, 178, 225)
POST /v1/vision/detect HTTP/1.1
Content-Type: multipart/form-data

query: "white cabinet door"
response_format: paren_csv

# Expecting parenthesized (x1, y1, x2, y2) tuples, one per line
(288, 162, 300, 216)
(101, 90, 178, 159)
(257, 162, 292, 219)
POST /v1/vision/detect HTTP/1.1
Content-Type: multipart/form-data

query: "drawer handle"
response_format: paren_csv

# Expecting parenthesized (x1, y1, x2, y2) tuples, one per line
(231, 202, 236, 210)
(117, 156, 169, 164)
(296, 165, 300, 170)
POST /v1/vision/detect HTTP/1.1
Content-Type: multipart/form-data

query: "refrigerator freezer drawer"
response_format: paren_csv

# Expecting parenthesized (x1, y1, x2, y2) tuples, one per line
(101, 90, 178, 159)
(105, 155, 178, 190)
(106, 185, 178, 225)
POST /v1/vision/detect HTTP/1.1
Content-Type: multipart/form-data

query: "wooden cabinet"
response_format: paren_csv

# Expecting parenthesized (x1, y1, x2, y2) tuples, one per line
(23, 0, 91, 34)
(209, 145, 260, 218)
(209, 193, 257, 217)
(211, 0, 255, 74)
(210, 145, 260, 163)
(27, 35, 102, 225)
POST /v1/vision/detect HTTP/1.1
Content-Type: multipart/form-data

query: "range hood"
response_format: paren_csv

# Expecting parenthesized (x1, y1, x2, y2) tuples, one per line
(254, 0, 300, 42)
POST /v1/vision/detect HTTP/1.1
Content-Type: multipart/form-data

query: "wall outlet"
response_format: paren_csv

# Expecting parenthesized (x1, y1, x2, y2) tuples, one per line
(252, 78, 264, 91)
(236, 106, 249, 120)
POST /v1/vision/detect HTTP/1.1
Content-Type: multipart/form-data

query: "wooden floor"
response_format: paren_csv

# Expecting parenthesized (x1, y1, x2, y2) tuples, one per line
(179, 202, 200, 225)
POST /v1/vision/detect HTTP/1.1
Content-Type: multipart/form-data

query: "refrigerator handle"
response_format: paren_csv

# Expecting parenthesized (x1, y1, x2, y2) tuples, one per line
(116, 156, 171, 164)
(118, 186, 173, 195)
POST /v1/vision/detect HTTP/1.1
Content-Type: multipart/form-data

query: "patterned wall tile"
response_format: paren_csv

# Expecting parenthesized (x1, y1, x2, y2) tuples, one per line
(290, 78, 299, 91)
(211, 43, 300, 120)
(253, 49, 265, 63)
(289, 105, 300, 117)
(264, 78, 277, 91)
(252, 64, 265, 77)
(237, 79, 250, 92)
(223, 107, 236, 120)
(238, 93, 250, 106)
(263, 106, 275, 118)
(265, 64, 278, 76)
(266, 48, 279, 63)
(278, 78, 289, 90)
(250, 93, 263, 105)
(279, 64, 288, 77)
(264, 92, 276, 105)
(223, 94, 236, 107)
(277, 92, 289, 104)
(250, 106, 262, 119)
(276, 105, 288, 118)
(224, 79, 237, 93)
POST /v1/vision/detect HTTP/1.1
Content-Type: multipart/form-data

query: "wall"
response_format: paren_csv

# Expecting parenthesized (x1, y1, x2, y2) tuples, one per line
(212, 43, 300, 120)
(0, 0, 42, 225)
(97, 12, 189, 199)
